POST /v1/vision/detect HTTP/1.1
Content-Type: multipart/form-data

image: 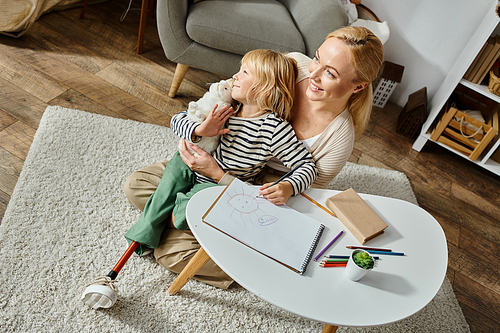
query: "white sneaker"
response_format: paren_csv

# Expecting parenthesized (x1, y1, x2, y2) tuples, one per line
(81, 276, 118, 309)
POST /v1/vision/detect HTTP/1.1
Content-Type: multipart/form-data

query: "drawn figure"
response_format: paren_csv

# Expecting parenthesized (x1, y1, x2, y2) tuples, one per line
(226, 184, 278, 227)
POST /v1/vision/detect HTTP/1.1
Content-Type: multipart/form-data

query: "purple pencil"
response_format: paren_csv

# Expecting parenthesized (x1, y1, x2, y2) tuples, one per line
(313, 230, 344, 261)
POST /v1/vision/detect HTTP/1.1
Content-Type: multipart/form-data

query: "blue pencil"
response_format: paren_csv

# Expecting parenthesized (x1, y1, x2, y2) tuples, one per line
(325, 255, 350, 259)
(256, 162, 305, 197)
(367, 250, 405, 256)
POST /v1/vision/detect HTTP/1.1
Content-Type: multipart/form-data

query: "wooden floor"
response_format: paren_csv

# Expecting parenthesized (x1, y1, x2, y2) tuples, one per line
(0, 1, 499, 332)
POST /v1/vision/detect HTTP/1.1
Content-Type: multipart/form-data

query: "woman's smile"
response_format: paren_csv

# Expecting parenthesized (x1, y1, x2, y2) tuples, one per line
(309, 80, 323, 92)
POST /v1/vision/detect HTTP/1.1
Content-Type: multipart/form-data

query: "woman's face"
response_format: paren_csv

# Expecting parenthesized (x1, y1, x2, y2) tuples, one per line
(307, 38, 365, 103)
(232, 62, 255, 103)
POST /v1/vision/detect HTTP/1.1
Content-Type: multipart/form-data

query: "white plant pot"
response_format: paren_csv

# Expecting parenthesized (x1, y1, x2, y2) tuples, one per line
(344, 249, 373, 281)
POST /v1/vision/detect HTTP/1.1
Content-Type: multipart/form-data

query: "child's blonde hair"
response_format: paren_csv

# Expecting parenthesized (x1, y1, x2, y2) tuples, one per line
(240, 49, 297, 121)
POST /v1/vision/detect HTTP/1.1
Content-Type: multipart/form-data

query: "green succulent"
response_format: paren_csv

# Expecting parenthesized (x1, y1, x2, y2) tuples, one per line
(353, 251, 374, 270)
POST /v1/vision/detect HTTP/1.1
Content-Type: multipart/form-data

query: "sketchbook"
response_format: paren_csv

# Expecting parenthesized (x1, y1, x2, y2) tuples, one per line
(202, 178, 325, 274)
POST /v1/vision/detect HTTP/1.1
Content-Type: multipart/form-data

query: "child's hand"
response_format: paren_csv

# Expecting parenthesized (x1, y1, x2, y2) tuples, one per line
(258, 181, 294, 205)
(178, 139, 226, 182)
(193, 104, 233, 138)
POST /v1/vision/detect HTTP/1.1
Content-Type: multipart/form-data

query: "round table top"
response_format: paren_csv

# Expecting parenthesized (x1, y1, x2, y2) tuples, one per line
(186, 187, 448, 327)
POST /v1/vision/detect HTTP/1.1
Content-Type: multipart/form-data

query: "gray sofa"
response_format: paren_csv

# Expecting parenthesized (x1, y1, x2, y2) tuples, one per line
(156, 0, 349, 97)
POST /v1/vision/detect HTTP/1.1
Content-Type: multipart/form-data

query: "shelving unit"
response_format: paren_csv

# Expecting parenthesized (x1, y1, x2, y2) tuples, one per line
(413, 1, 500, 176)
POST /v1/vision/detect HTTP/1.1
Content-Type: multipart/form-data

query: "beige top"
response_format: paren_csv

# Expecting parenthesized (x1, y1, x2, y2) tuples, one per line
(220, 52, 355, 189)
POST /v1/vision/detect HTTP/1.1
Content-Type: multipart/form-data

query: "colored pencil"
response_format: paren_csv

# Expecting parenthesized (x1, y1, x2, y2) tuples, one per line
(300, 192, 336, 217)
(324, 255, 350, 259)
(367, 250, 405, 256)
(323, 258, 349, 262)
(346, 246, 392, 252)
(313, 230, 344, 261)
(320, 263, 347, 267)
(325, 255, 380, 260)
(256, 162, 305, 197)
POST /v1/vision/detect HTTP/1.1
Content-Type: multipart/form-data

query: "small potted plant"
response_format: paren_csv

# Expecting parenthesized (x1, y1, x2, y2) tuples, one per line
(345, 249, 375, 281)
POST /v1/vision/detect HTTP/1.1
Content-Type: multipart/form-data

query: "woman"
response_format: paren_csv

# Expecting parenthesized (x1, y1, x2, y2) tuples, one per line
(123, 26, 384, 289)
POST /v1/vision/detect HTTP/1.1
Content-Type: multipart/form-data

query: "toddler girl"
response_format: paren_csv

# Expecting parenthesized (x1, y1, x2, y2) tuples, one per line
(125, 49, 318, 255)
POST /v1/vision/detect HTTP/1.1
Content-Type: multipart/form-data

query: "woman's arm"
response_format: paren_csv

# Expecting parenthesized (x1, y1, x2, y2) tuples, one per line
(310, 111, 355, 188)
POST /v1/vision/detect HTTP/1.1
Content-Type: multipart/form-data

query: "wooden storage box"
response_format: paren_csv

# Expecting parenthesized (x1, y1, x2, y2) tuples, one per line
(430, 85, 499, 161)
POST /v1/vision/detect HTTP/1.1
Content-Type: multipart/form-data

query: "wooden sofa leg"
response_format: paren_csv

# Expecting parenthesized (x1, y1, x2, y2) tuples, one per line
(80, 0, 90, 19)
(168, 63, 189, 98)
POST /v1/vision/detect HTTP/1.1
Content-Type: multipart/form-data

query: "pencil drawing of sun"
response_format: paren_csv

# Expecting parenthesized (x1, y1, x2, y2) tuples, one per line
(227, 192, 259, 214)
(226, 184, 278, 227)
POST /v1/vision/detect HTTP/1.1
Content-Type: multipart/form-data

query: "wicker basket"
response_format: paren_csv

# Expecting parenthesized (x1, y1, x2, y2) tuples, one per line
(488, 70, 500, 96)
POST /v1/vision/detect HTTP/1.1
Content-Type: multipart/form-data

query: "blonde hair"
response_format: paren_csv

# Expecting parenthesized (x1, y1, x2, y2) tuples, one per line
(240, 49, 298, 121)
(326, 26, 384, 138)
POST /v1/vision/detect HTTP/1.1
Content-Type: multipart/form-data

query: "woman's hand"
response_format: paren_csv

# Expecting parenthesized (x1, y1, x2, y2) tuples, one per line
(178, 139, 226, 182)
(193, 104, 233, 138)
(258, 181, 294, 205)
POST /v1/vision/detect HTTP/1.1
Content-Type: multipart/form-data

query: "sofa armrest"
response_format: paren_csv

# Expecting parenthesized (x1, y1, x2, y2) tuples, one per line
(156, 0, 193, 62)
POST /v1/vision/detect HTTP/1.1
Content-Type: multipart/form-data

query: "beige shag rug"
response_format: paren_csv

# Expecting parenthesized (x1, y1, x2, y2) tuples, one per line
(0, 106, 470, 332)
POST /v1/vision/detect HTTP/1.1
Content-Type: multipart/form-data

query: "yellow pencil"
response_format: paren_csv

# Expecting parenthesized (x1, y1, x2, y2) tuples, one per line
(300, 192, 336, 217)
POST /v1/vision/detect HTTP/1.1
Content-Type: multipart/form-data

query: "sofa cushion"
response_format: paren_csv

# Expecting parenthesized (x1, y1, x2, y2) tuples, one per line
(277, 0, 349, 57)
(186, 0, 305, 56)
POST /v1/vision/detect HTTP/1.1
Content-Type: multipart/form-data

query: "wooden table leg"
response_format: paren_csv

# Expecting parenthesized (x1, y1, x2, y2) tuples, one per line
(321, 324, 339, 333)
(168, 246, 211, 295)
(137, 0, 149, 54)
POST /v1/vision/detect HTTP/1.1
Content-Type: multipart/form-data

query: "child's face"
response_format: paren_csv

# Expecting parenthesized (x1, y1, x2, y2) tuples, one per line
(232, 62, 255, 103)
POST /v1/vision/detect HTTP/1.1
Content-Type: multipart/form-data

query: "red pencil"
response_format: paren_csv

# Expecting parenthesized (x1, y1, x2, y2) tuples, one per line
(346, 246, 392, 252)
(320, 263, 347, 267)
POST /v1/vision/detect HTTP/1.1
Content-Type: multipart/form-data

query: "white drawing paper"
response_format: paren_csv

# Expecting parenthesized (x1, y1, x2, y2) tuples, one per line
(203, 178, 324, 273)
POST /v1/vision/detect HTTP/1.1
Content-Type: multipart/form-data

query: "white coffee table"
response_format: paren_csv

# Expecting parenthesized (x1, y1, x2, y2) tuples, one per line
(168, 187, 448, 332)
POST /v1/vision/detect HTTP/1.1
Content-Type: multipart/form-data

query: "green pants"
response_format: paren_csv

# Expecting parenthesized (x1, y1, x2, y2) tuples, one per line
(124, 151, 218, 255)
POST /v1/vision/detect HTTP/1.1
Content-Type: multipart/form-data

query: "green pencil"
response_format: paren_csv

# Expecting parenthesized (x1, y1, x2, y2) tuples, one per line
(323, 258, 349, 262)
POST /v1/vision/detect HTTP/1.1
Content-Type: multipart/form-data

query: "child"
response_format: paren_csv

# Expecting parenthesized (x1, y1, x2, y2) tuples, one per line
(125, 49, 318, 255)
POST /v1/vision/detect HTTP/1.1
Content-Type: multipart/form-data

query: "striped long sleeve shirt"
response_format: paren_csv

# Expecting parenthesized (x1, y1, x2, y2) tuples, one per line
(171, 110, 318, 195)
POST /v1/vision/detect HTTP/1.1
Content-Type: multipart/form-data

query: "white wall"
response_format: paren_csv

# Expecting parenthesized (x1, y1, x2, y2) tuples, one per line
(363, 0, 494, 107)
